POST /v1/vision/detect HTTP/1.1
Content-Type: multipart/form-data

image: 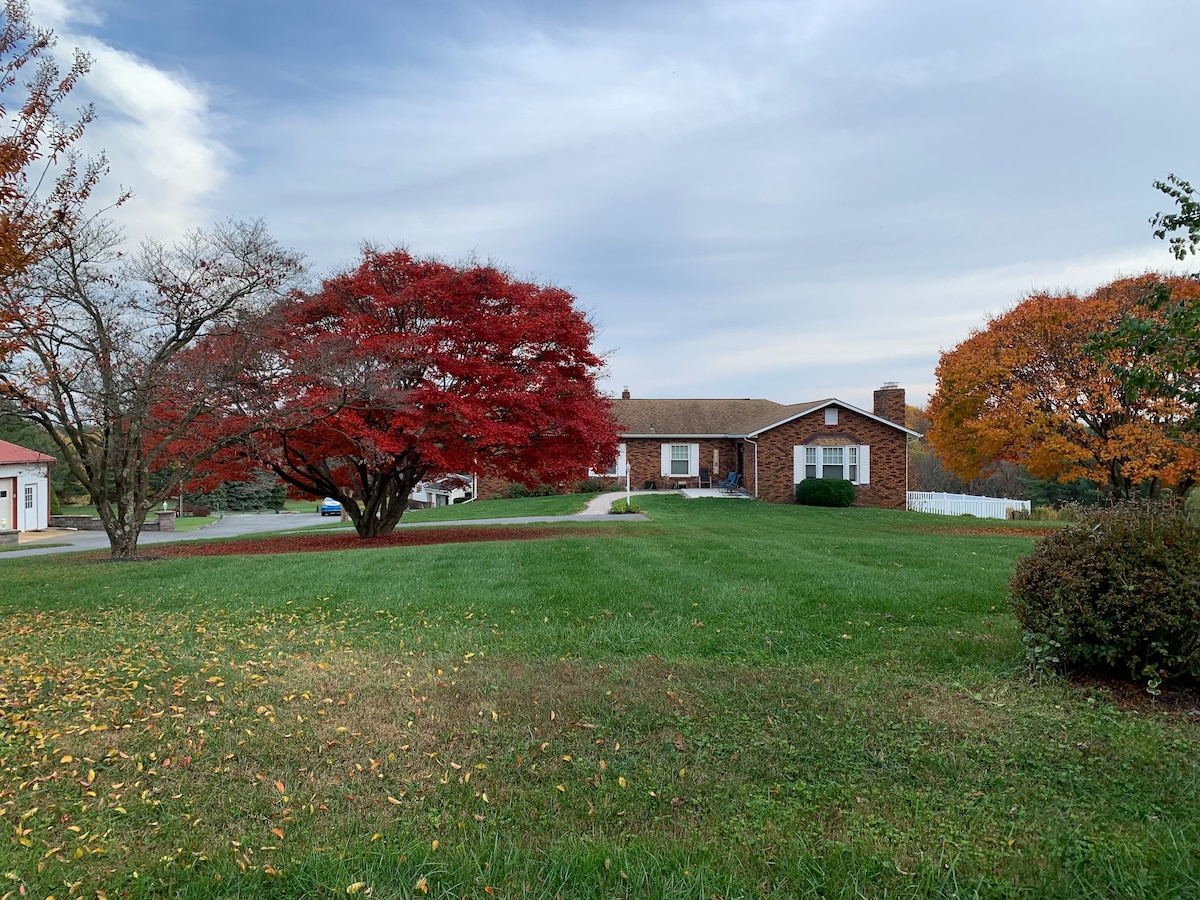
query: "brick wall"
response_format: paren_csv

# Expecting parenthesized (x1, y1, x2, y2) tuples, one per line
(753, 406, 908, 508)
(620, 438, 742, 489)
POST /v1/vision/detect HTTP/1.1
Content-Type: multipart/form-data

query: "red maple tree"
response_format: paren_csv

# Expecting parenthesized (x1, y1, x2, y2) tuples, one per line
(219, 248, 619, 537)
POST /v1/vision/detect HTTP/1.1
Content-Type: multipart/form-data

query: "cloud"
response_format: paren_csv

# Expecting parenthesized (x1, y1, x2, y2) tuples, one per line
(27, 0, 229, 241)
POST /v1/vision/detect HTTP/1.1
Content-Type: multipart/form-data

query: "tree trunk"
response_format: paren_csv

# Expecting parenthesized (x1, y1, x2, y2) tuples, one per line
(96, 486, 148, 560)
(105, 519, 145, 560)
(349, 474, 417, 538)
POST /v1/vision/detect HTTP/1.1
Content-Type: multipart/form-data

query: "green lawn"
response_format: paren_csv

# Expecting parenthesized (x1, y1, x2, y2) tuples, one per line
(1, 497, 1196, 899)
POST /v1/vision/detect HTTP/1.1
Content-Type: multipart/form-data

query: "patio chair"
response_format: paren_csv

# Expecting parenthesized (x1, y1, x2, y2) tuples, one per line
(717, 472, 742, 493)
(698, 467, 712, 488)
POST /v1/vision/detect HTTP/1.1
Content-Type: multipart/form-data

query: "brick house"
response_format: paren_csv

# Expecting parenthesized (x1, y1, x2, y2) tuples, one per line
(602, 384, 919, 508)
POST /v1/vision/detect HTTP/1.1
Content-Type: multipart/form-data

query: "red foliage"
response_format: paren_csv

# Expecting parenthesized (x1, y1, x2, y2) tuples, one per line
(206, 249, 619, 536)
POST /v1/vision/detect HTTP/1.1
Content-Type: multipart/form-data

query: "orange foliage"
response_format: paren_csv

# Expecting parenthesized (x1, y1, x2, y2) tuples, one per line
(927, 275, 1200, 497)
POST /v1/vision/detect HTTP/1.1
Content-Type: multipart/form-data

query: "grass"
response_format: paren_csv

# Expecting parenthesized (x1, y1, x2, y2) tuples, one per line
(0, 496, 1196, 898)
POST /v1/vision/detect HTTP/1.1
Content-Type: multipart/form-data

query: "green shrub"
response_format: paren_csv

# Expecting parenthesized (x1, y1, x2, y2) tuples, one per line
(508, 482, 559, 499)
(1009, 500, 1200, 682)
(574, 477, 606, 494)
(608, 499, 641, 514)
(795, 479, 855, 507)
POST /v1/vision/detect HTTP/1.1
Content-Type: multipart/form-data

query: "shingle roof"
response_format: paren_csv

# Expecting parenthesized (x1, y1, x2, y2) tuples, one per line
(0, 439, 55, 466)
(613, 398, 826, 436)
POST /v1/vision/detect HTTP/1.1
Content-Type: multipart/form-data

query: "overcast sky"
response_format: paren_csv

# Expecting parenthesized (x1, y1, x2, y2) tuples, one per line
(25, 0, 1200, 410)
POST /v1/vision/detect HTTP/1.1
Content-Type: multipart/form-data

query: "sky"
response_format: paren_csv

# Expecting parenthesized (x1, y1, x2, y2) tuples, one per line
(23, 0, 1200, 410)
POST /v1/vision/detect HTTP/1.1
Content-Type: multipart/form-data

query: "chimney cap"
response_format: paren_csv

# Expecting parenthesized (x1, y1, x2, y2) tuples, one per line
(878, 381, 900, 390)
(621, 386, 631, 400)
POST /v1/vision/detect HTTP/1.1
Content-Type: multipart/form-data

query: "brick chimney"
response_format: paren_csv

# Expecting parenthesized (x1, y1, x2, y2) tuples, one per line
(873, 382, 905, 426)
(621, 387, 631, 400)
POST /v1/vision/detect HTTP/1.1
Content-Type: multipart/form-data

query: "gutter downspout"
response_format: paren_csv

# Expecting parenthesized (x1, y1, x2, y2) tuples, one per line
(745, 437, 758, 498)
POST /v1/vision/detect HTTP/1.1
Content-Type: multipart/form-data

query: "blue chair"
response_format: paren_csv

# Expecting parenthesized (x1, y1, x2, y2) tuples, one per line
(717, 472, 742, 493)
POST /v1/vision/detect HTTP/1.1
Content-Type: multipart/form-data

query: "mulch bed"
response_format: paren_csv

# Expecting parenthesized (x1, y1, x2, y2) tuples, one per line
(1070, 672, 1200, 717)
(938, 526, 1059, 537)
(143, 524, 623, 559)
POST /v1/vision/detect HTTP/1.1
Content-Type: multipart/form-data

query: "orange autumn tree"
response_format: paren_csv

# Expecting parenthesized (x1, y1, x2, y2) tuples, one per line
(927, 275, 1200, 499)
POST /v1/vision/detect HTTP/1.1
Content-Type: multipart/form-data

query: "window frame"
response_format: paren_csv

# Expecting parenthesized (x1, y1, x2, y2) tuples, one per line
(660, 443, 700, 479)
(794, 444, 870, 486)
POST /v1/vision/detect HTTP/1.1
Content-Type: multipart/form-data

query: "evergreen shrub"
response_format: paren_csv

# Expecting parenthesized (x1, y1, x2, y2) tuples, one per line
(795, 479, 855, 507)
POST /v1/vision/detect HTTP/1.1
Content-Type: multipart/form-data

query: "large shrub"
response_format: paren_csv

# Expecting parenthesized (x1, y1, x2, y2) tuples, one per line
(795, 479, 855, 507)
(1009, 501, 1200, 682)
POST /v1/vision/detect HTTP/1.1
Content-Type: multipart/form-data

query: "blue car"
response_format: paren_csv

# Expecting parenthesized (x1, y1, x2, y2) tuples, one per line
(319, 497, 342, 516)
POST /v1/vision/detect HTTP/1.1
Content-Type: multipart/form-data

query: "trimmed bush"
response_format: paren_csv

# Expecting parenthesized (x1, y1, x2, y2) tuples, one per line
(507, 482, 559, 499)
(574, 477, 606, 494)
(609, 499, 641, 514)
(1009, 501, 1200, 682)
(795, 479, 855, 507)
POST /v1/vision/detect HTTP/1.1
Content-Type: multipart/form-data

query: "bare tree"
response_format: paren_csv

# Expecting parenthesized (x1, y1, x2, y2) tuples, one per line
(0, 218, 304, 558)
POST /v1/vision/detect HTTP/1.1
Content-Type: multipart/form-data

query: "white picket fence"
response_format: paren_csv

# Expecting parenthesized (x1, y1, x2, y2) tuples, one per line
(906, 491, 1030, 520)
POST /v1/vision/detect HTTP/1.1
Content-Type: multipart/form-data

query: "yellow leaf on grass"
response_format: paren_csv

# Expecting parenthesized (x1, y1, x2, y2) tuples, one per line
(387, 796, 402, 805)
(431, 839, 439, 851)
(618, 777, 627, 789)
(345, 883, 366, 895)
(415, 876, 429, 894)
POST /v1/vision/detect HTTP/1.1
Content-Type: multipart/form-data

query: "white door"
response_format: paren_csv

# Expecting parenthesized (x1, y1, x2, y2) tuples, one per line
(0, 479, 11, 530)
(21, 483, 36, 531)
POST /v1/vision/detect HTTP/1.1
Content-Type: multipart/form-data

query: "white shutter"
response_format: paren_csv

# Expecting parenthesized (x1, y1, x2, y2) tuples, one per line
(858, 445, 870, 485)
(660, 444, 671, 477)
(688, 443, 700, 477)
(794, 445, 805, 482)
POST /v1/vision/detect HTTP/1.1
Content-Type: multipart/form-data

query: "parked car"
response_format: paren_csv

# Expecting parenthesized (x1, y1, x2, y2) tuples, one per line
(319, 498, 342, 516)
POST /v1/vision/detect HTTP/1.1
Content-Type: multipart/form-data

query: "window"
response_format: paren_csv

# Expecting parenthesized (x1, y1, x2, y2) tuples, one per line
(591, 443, 627, 478)
(670, 444, 689, 475)
(794, 445, 870, 485)
(660, 443, 699, 478)
(24, 485, 34, 509)
(822, 446, 843, 479)
(824, 407, 838, 426)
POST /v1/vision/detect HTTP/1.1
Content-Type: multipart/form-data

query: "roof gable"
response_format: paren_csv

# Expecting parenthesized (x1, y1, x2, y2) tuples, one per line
(747, 399, 922, 438)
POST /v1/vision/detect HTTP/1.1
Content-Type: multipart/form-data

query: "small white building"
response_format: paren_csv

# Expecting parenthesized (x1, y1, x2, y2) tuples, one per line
(0, 440, 54, 532)
(409, 475, 473, 509)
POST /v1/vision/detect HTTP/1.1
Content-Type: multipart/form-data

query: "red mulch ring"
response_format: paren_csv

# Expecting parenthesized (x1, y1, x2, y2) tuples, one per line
(142, 524, 628, 559)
